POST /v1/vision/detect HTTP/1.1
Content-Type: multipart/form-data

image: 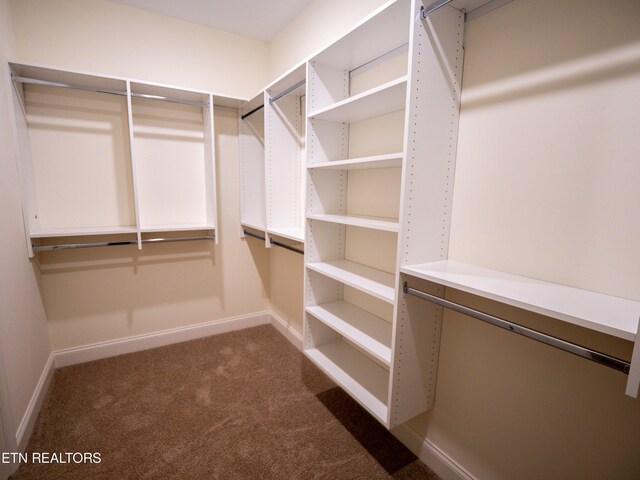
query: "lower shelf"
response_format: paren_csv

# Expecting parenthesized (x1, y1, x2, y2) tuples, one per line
(306, 301, 392, 366)
(305, 340, 389, 424)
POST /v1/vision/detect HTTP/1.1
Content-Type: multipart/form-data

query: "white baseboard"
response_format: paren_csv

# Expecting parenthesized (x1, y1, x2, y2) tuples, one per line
(16, 353, 54, 452)
(269, 312, 303, 350)
(392, 423, 476, 480)
(53, 311, 271, 368)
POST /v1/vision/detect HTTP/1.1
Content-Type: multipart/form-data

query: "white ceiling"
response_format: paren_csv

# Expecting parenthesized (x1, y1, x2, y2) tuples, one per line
(110, 0, 314, 42)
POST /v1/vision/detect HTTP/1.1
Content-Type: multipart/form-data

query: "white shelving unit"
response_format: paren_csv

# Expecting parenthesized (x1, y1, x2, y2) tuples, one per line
(239, 92, 267, 240)
(265, 64, 306, 245)
(10, 62, 241, 256)
(302, 0, 464, 428)
(238, 65, 306, 248)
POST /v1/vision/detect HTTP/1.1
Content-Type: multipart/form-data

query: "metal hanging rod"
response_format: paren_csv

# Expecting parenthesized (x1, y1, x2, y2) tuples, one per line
(12, 75, 210, 108)
(241, 103, 265, 120)
(269, 79, 306, 105)
(349, 42, 409, 76)
(420, 0, 453, 19)
(32, 235, 215, 253)
(243, 230, 304, 255)
(403, 282, 631, 374)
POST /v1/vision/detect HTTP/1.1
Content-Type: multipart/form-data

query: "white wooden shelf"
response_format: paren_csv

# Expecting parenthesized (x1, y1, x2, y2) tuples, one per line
(30, 226, 137, 238)
(401, 260, 640, 341)
(267, 227, 304, 243)
(241, 221, 265, 232)
(305, 340, 389, 423)
(307, 301, 392, 366)
(140, 224, 215, 234)
(309, 153, 403, 171)
(307, 213, 399, 233)
(308, 77, 407, 124)
(307, 260, 396, 304)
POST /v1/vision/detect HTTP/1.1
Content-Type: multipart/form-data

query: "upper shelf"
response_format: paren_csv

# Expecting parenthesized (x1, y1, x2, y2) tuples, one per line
(10, 61, 246, 108)
(308, 77, 407, 123)
(401, 260, 640, 341)
(311, 0, 410, 71)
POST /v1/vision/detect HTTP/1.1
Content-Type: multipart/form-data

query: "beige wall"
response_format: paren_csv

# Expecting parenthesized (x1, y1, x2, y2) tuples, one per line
(267, 0, 389, 81)
(408, 0, 640, 479)
(0, 0, 51, 445)
(10, 0, 268, 99)
(269, 247, 304, 336)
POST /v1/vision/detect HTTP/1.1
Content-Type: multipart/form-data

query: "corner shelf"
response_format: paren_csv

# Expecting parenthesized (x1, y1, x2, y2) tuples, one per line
(307, 76, 407, 123)
(307, 213, 399, 233)
(308, 153, 403, 171)
(307, 260, 396, 304)
(307, 301, 392, 366)
(401, 260, 640, 341)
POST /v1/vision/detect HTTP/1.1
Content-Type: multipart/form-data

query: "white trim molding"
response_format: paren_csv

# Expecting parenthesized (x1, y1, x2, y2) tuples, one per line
(16, 354, 55, 452)
(53, 312, 271, 368)
(392, 423, 476, 480)
(270, 312, 303, 350)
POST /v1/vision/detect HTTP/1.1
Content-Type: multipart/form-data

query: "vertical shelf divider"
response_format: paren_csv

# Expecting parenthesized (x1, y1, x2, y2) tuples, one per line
(125, 80, 143, 249)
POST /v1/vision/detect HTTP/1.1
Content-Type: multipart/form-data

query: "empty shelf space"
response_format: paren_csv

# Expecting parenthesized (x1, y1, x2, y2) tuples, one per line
(401, 260, 640, 341)
(308, 77, 407, 124)
(140, 224, 215, 233)
(307, 213, 399, 233)
(307, 301, 392, 366)
(307, 259, 395, 304)
(305, 340, 389, 423)
(30, 226, 138, 238)
(308, 153, 403, 171)
(267, 227, 304, 243)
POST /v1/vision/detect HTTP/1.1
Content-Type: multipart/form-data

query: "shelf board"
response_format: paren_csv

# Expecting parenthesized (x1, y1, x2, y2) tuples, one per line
(267, 227, 304, 243)
(240, 221, 266, 232)
(305, 340, 389, 424)
(401, 260, 640, 341)
(308, 77, 407, 124)
(311, 0, 410, 71)
(309, 153, 403, 171)
(30, 226, 137, 238)
(307, 301, 392, 366)
(307, 213, 399, 233)
(306, 260, 396, 304)
(140, 224, 215, 233)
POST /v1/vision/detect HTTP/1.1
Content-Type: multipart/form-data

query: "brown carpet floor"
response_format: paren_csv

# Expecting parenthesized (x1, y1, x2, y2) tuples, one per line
(11, 325, 440, 479)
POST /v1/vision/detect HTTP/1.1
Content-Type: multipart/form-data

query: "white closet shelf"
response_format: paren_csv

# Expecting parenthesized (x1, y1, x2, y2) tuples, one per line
(241, 221, 266, 232)
(308, 77, 407, 124)
(401, 260, 640, 341)
(305, 340, 389, 423)
(307, 259, 396, 304)
(267, 227, 304, 243)
(307, 301, 392, 366)
(30, 226, 138, 238)
(308, 153, 403, 171)
(140, 224, 215, 233)
(307, 213, 399, 233)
